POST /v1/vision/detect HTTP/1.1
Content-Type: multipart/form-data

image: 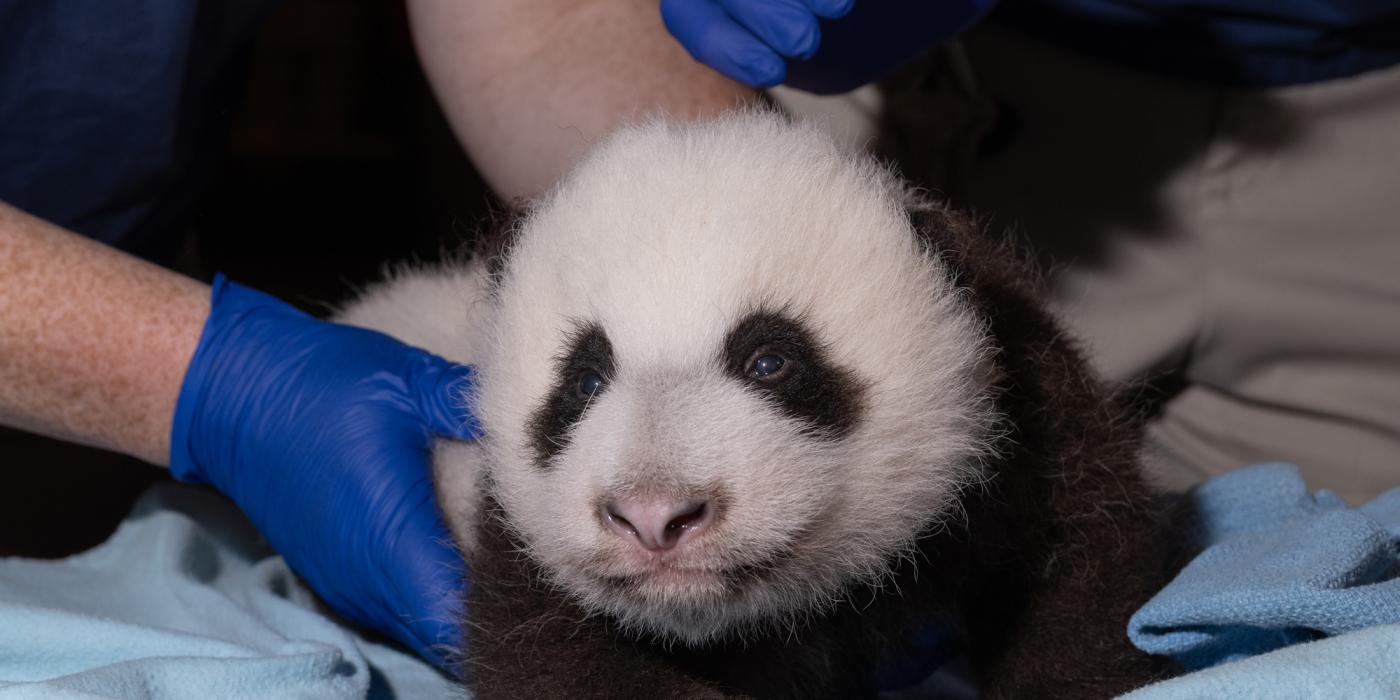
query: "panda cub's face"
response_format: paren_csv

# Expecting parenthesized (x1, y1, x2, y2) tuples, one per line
(471, 114, 997, 645)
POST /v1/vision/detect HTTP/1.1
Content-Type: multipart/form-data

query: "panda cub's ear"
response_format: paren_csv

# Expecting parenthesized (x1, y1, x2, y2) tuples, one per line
(469, 200, 526, 291)
(901, 195, 977, 292)
(900, 194, 1022, 395)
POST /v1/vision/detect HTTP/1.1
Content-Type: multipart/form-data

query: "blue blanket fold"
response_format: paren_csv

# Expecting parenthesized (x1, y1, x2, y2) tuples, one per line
(1124, 621, 1400, 700)
(1122, 462, 1400, 698)
(0, 484, 458, 700)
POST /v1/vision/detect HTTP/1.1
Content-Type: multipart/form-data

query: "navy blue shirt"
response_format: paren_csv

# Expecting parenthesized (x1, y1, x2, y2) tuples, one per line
(994, 0, 1400, 87)
(0, 0, 277, 260)
(794, 0, 1400, 92)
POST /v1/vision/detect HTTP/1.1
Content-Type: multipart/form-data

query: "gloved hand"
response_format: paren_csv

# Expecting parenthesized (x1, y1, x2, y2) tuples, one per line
(661, 0, 999, 94)
(661, 0, 854, 88)
(170, 274, 479, 668)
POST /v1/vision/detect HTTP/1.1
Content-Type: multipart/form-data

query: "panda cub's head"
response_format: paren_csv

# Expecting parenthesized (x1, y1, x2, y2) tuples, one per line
(472, 112, 998, 645)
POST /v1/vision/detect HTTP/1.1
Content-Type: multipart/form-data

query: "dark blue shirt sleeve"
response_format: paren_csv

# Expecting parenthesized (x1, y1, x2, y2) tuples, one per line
(780, 0, 1399, 93)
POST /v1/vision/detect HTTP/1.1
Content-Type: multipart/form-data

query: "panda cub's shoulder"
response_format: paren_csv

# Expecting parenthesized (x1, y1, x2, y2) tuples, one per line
(334, 262, 494, 551)
(335, 263, 493, 367)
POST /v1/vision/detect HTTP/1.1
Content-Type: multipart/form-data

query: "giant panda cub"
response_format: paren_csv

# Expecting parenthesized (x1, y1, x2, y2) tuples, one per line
(337, 111, 1165, 698)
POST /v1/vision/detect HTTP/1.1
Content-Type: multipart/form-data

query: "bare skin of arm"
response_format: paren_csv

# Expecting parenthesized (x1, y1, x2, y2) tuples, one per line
(407, 0, 755, 200)
(0, 201, 208, 465)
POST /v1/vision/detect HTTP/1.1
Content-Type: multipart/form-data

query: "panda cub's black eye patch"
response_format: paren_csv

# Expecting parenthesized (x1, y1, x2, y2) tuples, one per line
(722, 311, 864, 439)
(528, 323, 615, 468)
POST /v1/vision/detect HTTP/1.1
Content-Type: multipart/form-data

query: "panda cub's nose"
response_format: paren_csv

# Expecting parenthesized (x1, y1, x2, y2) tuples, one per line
(603, 497, 714, 552)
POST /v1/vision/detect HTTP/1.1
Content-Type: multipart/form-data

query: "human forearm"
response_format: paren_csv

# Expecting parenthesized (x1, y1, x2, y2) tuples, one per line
(406, 0, 755, 201)
(0, 200, 479, 661)
(0, 201, 208, 464)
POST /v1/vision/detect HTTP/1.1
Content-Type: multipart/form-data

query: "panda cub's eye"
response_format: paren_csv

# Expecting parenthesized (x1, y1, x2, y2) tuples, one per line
(576, 370, 606, 399)
(746, 348, 793, 382)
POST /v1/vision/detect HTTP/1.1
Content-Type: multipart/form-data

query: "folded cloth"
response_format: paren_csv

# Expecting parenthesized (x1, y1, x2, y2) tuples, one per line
(1129, 462, 1400, 671)
(0, 484, 460, 700)
(1122, 621, 1400, 700)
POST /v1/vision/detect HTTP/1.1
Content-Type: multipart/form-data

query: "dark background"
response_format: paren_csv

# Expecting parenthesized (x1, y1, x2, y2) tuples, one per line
(1, 0, 490, 558)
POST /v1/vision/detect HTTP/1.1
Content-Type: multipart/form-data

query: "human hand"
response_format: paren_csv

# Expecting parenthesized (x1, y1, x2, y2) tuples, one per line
(661, 0, 854, 87)
(169, 275, 478, 667)
(661, 0, 998, 94)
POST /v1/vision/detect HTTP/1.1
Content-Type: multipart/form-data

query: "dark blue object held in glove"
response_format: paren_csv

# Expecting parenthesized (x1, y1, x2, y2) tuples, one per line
(661, 0, 998, 94)
(169, 274, 480, 668)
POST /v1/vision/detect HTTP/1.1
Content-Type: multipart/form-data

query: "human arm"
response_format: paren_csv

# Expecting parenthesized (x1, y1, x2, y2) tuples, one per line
(405, 0, 757, 201)
(1, 201, 476, 665)
(0, 200, 207, 463)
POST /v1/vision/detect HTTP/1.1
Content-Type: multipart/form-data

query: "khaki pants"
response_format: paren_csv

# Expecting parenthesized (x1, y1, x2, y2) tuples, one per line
(956, 28, 1400, 503)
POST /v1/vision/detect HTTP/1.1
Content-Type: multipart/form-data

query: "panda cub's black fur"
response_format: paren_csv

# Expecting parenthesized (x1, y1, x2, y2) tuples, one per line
(336, 112, 1166, 699)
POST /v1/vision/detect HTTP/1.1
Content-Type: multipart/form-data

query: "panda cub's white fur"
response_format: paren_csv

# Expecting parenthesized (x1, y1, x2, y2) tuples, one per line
(338, 111, 1000, 646)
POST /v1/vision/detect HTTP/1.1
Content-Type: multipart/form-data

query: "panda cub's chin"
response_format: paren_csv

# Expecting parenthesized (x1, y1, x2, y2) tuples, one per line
(586, 534, 822, 643)
(567, 561, 827, 646)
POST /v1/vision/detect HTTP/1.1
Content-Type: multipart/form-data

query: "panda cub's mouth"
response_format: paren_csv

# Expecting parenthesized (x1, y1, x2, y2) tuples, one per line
(598, 566, 727, 591)
(591, 537, 799, 598)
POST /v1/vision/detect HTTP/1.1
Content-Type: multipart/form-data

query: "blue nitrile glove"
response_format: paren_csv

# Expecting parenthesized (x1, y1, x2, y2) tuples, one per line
(661, 0, 999, 94)
(170, 274, 479, 668)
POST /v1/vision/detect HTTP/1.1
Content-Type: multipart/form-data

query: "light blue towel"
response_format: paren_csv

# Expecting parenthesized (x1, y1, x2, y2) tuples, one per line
(1123, 622, 1400, 700)
(0, 484, 461, 700)
(1129, 462, 1400, 670)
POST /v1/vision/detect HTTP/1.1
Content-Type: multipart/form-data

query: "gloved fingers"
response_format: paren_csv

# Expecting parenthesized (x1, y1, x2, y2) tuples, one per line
(380, 562, 463, 671)
(802, 0, 855, 19)
(378, 492, 467, 669)
(717, 0, 822, 59)
(409, 356, 481, 441)
(661, 0, 787, 87)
